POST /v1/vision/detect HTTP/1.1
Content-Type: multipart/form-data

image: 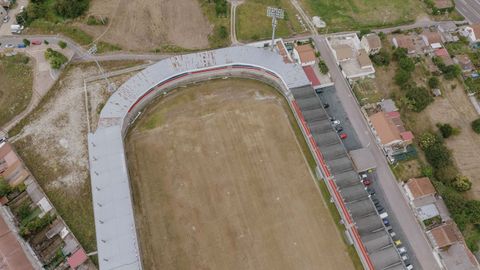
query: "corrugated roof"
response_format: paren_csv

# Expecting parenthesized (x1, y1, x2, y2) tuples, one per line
(406, 177, 436, 199)
(430, 222, 459, 249)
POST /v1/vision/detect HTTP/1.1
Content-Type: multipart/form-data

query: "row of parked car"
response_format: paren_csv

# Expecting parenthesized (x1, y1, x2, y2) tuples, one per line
(365, 173, 413, 270)
(1, 39, 42, 49)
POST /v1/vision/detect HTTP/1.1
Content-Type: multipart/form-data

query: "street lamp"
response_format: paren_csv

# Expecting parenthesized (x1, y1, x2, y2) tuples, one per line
(267, 7, 284, 51)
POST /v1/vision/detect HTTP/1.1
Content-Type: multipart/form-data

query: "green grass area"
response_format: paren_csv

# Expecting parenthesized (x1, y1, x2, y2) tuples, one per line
(199, 0, 231, 48)
(0, 54, 33, 127)
(300, 0, 423, 32)
(352, 79, 384, 106)
(237, 0, 304, 41)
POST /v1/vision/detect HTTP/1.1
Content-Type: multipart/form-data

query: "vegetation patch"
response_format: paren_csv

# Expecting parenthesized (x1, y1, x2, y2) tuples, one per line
(199, 0, 230, 48)
(44, 48, 68, 69)
(0, 54, 33, 127)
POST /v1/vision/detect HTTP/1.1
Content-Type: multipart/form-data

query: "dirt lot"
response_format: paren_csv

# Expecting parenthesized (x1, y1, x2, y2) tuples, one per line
(78, 0, 212, 51)
(126, 79, 354, 270)
(422, 83, 480, 199)
(10, 60, 147, 253)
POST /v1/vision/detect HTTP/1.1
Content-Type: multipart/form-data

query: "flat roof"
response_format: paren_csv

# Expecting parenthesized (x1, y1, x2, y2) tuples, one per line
(349, 148, 377, 172)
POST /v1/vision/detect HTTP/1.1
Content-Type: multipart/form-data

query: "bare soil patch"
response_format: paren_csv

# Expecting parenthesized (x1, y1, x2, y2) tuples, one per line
(126, 79, 354, 270)
(78, 0, 212, 51)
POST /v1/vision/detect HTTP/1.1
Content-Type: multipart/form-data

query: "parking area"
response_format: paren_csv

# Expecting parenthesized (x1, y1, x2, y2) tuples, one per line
(317, 85, 420, 269)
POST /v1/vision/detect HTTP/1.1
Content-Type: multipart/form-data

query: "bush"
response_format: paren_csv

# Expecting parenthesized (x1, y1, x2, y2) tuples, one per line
(443, 65, 461, 80)
(421, 165, 434, 178)
(394, 69, 411, 87)
(437, 123, 454, 138)
(214, 0, 227, 17)
(0, 178, 11, 197)
(22, 39, 30, 46)
(434, 164, 458, 184)
(44, 40, 49, 45)
(418, 132, 439, 150)
(472, 118, 480, 134)
(398, 57, 415, 72)
(318, 60, 329, 74)
(218, 26, 228, 39)
(58, 40, 67, 49)
(44, 48, 68, 69)
(86, 15, 108, 25)
(393, 48, 408, 61)
(425, 143, 451, 169)
(405, 86, 434, 112)
(428, 76, 440, 89)
(453, 175, 472, 192)
(371, 49, 390, 66)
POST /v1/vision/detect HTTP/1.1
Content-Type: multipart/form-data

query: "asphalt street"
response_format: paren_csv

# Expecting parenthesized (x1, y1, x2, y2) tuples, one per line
(314, 36, 441, 270)
(456, 0, 480, 24)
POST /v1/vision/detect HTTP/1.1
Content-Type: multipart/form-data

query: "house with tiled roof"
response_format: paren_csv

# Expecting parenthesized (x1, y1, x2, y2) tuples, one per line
(361, 33, 382, 55)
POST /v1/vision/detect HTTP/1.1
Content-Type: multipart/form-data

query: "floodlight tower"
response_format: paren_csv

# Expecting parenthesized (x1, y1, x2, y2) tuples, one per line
(267, 7, 284, 51)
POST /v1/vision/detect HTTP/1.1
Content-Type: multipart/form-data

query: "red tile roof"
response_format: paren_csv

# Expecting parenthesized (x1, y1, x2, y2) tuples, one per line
(435, 48, 449, 57)
(67, 248, 88, 269)
(400, 131, 414, 141)
(302, 66, 321, 87)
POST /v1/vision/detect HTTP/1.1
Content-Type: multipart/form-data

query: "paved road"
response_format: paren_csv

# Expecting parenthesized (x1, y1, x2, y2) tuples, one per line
(456, 0, 480, 24)
(229, 0, 243, 46)
(315, 36, 441, 270)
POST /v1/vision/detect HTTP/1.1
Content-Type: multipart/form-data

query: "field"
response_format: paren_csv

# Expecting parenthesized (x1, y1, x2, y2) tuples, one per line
(77, 0, 213, 51)
(300, 0, 424, 31)
(237, 0, 305, 41)
(126, 79, 354, 270)
(0, 54, 33, 127)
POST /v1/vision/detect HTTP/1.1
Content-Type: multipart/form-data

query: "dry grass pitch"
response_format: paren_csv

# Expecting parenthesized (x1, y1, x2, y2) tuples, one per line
(126, 78, 354, 270)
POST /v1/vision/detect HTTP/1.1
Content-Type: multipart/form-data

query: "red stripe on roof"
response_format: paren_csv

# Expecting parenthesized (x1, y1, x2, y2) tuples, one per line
(302, 66, 321, 87)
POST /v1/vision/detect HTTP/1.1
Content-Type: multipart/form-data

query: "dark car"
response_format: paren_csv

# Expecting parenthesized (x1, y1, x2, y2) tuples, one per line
(335, 125, 343, 133)
(323, 103, 330, 108)
(367, 187, 376, 195)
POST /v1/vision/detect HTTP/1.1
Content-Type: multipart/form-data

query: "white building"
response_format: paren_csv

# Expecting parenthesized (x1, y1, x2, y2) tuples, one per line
(360, 33, 382, 55)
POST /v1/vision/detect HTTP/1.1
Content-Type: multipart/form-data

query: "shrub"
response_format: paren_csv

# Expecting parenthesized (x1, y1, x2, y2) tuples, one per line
(434, 164, 458, 184)
(425, 143, 451, 169)
(394, 69, 411, 87)
(398, 57, 415, 72)
(405, 86, 434, 112)
(437, 123, 454, 138)
(421, 165, 434, 178)
(58, 40, 67, 49)
(393, 48, 408, 61)
(472, 118, 480, 134)
(453, 175, 472, 192)
(371, 49, 391, 66)
(55, 0, 89, 19)
(86, 15, 108, 25)
(22, 39, 30, 46)
(44, 40, 49, 45)
(44, 48, 68, 69)
(318, 60, 329, 74)
(443, 65, 461, 80)
(418, 132, 439, 150)
(428, 76, 440, 89)
(214, 0, 227, 17)
(0, 178, 11, 197)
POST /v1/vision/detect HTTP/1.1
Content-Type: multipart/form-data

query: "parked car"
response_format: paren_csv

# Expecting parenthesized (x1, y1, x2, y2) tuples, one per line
(331, 119, 340, 126)
(323, 103, 330, 109)
(367, 187, 375, 195)
(3, 16, 9, 23)
(401, 255, 408, 261)
(340, 133, 347, 139)
(389, 231, 396, 238)
(31, 40, 42, 45)
(316, 89, 323, 94)
(376, 207, 384, 213)
(4, 43, 14, 48)
(383, 219, 390, 226)
(362, 179, 371, 186)
(17, 43, 26, 48)
(406, 264, 413, 270)
(335, 125, 343, 133)
(394, 239, 402, 246)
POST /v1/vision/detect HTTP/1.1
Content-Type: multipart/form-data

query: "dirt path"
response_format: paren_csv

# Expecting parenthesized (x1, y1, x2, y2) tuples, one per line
(126, 79, 354, 270)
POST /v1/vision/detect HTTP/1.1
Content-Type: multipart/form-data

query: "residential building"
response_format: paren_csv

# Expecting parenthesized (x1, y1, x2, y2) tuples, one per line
(391, 35, 416, 54)
(0, 142, 29, 187)
(421, 30, 444, 50)
(361, 33, 382, 55)
(0, 213, 36, 270)
(369, 111, 414, 158)
(404, 177, 436, 206)
(293, 44, 316, 66)
(454, 54, 474, 73)
(435, 48, 454, 66)
(460, 24, 480, 43)
(332, 44, 353, 62)
(357, 49, 373, 70)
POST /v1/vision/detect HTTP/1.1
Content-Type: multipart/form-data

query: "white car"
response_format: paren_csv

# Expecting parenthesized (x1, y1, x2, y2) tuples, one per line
(398, 246, 407, 254)
(4, 44, 14, 48)
(331, 120, 341, 126)
(20, 6, 25, 12)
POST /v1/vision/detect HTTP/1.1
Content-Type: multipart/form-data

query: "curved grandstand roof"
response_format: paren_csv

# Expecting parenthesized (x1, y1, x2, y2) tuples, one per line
(88, 46, 310, 270)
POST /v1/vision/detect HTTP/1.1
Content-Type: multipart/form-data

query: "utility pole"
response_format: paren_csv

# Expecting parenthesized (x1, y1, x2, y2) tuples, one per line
(267, 7, 284, 51)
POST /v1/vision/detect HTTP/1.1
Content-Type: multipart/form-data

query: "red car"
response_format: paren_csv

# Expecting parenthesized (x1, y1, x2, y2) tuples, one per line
(362, 179, 371, 186)
(31, 40, 41, 45)
(340, 133, 348, 139)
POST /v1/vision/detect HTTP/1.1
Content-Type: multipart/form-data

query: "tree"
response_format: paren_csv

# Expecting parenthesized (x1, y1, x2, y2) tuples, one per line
(371, 49, 390, 66)
(443, 65, 461, 80)
(394, 69, 411, 87)
(472, 118, 480, 134)
(55, 0, 89, 19)
(0, 178, 11, 197)
(22, 39, 30, 46)
(58, 41, 67, 49)
(452, 175, 472, 192)
(418, 132, 439, 150)
(44, 48, 68, 69)
(405, 86, 434, 112)
(218, 26, 228, 39)
(428, 76, 440, 89)
(425, 143, 451, 169)
(398, 57, 415, 72)
(393, 48, 408, 61)
(437, 123, 454, 138)
(318, 60, 329, 74)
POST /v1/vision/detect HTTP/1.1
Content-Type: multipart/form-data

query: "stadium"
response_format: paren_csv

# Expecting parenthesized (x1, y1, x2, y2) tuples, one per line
(88, 45, 404, 270)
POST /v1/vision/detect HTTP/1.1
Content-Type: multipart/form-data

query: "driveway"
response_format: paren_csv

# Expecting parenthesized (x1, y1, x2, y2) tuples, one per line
(314, 36, 441, 270)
